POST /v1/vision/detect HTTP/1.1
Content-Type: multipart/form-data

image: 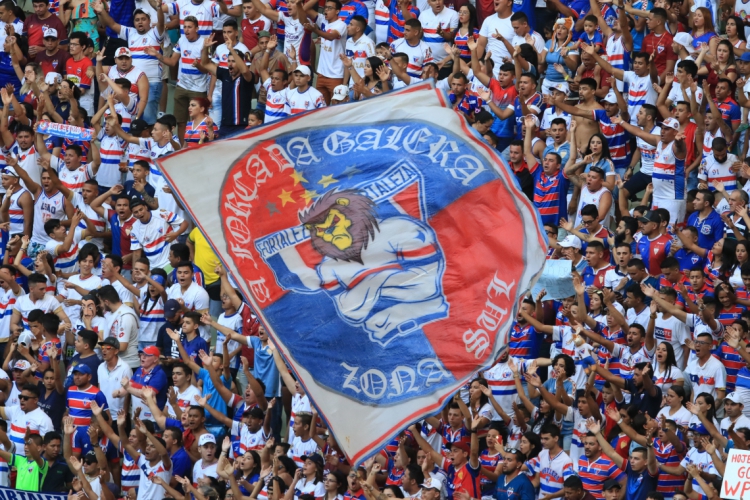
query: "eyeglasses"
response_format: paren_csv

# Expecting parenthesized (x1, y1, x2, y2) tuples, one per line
(101, 346, 114, 352)
(19, 395, 36, 401)
(581, 219, 595, 225)
(68, 42, 80, 46)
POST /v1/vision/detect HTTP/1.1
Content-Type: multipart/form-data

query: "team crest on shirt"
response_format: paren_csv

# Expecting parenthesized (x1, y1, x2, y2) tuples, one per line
(701, 224, 712, 235)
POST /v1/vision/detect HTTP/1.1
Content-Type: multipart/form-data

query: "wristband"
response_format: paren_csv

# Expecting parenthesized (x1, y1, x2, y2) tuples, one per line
(617, 418, 623, 424)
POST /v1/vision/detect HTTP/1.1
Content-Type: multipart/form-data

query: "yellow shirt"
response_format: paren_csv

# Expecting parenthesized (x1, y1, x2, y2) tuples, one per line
(188, 227, 220, 285)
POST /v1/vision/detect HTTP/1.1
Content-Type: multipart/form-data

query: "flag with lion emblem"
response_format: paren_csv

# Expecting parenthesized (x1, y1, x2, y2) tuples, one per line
(156, 81, 547, 465)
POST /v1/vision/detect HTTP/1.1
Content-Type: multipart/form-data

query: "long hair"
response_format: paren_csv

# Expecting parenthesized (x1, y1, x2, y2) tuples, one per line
(719, 238, 738, 277)
(693, 7, 715, 34)
(521, 431, 542, 460)
(669, 385, 687, 407)
(696, 392, 716, 423)
(658, 341, 678, 385)
(20, 62, 42, 96)
(460, 3, 478, 35)
(470, 377, 490, 409)
(584, 133, 612, 160)
(717, 39, 737, 66)
(727, 16, 747, 42)
(364, 56, 384, 86)
(519, 43, 538, 70)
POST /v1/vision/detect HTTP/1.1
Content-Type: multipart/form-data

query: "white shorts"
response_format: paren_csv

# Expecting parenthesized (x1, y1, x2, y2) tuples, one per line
(652, 197, 687, 226)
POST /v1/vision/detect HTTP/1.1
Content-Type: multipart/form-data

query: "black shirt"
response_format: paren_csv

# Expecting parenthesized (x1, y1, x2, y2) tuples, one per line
(217, 67, 255, 129)
(156, 319, 182, 380)
(624, 378, 662, 418)
(42, 457, 74, 492)
(37, 381, 65, 432)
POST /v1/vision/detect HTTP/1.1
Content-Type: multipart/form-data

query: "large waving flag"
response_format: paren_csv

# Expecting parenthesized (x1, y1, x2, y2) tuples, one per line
(157, 81, 546, 464)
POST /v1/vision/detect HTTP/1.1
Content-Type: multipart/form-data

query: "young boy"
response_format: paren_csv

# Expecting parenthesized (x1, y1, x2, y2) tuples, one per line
(93, 96, 126, 193)
(575, 15, 603, 53)
(178, 312, 209, 366)
(123, 161, 157, 209)
(247, 109, 264, 128)
(241, 0, 272, 50)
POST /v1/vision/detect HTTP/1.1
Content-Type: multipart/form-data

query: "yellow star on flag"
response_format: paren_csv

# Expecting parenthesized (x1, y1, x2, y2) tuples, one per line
(318, 174, 338, 188)
(301, 189, 319, 203)
(290, 170, 308, 186)
(278, 188, 295, 207)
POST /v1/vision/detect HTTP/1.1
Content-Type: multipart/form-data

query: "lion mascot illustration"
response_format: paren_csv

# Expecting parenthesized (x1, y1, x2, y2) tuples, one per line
(277, 189, 448, 347)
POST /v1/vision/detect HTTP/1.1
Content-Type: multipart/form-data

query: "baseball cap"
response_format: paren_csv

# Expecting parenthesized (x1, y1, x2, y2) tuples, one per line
(450, 442, 470, 453)
(558, 234, 582, 249)
(727, 392, 744, 405)
(637, 210, 662, 224)
(690, 423, 710, 435)
(139, 346, 160, 357)
(72, 364, 92, 375)
(17, 331, 34, 347)
(84, 451, 98, 464)
(294, 65, 312, 77)
(129, 198, 146, 210)
(44, 72, 61, 85)
(13, 360, 30, 371)
(164, 299, 182, 320)
(151, 274, 166, 286)
(550, 81, 570, 95)
(243, 407, 265, 419)
(332, 85, 348, 101)
(115, 47, 132, 58)
(657, 117, 680, 130)
(673, 32, 693, 53)
(421, 477, 444, 491)
(603, 479, 622, 491)
(199, 434, 217, 446)
(42, 27, 58, 39)
(301, 454, 325, 469)
(99, 337, 121, 350)
(741, 52, 750, 63)
(1, 167, 18, 178)
(602, 90, 618, 104)
(258, 30, 271, 39)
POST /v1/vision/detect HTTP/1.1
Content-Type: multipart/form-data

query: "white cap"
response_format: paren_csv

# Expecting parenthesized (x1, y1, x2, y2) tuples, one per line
(610, 301, 625, 316)
(198, 434, 217, 446)
(332, 84, 348, 101)
(44, 72, 61, 85)
(673, 32, 694, 53)
(13, 360, 30, 371)
(602, 90, 618, 104)
(421, 477, 444, 491)
(114, 47, 132, 58)
(42, 27, 58, 39)
(658, 117, 680, 130)
(559, 234, 582, 249)
(1, 167, 18, 178)
(727, 392, 744, 405)
(551, 81, 570, 95)
(294, 65, 311, 77)
(17, 331, 34, 348)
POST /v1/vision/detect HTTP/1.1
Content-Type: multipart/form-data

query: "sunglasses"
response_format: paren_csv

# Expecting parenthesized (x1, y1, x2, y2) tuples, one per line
(19, 395, 36, 401)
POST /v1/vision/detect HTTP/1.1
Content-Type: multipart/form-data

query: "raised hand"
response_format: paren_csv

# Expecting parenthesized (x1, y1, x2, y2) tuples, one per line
(585, 417, 601, 434)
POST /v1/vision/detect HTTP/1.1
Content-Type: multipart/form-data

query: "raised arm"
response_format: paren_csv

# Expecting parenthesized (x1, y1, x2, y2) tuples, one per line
(587, 418, 625, 469)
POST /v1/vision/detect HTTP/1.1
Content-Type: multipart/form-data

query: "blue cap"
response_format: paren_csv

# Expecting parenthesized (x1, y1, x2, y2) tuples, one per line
(689, 423, 710, 435)
(151, 274, 165, 286)
(72, 364, 92, 375)
(741, 52, 750, 62)
(164, 299, 181, 320)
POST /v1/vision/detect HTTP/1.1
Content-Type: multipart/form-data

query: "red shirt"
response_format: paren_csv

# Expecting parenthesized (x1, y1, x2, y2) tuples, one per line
(488, 79, 518, 107)
(65, 57, 93, 90)
(24, 14, 68, 50)
(642, 31, 677, 75)
(581, 66, 611, 89)
(241, 17, 270, 50)
(35, 48, 70, 76)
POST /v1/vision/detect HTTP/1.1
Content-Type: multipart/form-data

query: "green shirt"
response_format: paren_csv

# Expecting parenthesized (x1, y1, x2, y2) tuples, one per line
(11, 454, 48, 492)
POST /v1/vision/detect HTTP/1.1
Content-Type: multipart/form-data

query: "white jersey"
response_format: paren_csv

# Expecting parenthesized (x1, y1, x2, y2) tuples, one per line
(71, 193, 108, 251)
(165, 384, 200, 418)
(13, 293, 62, 327)
(286, 86, 326, 115)
(129, 210, 184, 269)
(418, 8, 458, 62)
(653, 140, 687, 201)
(637, 126, 660, 175)
(137, 456, 172, 500)
(315, 15, 348, 79)
(478, 14, 513, 77)
(60, 274, 103, 325)
(216, 309, 242, 369)
(605, 35, 626, 92)
(287, 435, 319, 468)
(703, 127, 724, 159)
(681, 449, 718, 496)
(31, 189, 67, 245)
(654, 313, 690, 369)
(657, 405, 692, 428)
(165, 0, 220, 36)
(104, 305, 140, 369)
(6, 142, 40, 189)
(175, 35, 210, 92)
(685, 355, 727, 401)
(263, 79, 289, 123)
(389, 38, 433, 77)
(167, 282, 210, 341)
(279, 13, 306, 62)
(6, 187, 29, 236)
(192, 460, 218, 488)
(622, 71, 658, 126)
(699, 152, 739, 193)
(0, 288, 19, 341)
(574, 185, 612, 228)
(345, 35, 376, 88)
(667, 81, 703, 106)
(51, 156, 95, 194)
(5, 406, 53, 456)
(119, 26, 165, 84)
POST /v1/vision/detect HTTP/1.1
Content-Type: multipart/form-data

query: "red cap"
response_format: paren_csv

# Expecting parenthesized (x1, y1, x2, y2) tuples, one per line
(451, 442, 470, 454)
(140, 346, 160, 356)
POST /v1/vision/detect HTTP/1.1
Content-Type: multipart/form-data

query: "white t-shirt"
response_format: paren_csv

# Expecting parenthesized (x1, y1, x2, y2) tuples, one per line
(315, 15, 348, 79)
(286, 86, 326, 114)
(667, 81, 703, 106)
(192, 459, 218, 488)
(59, 274, 103, 326)
(418, 8, 458, 61)
(345, 34, 376, 87)
(653, 313, 690, 369)
(105, 305, 140, 369)
(656, 405, 691, 428)
(685, 356, 727, 401)
(622, 71, 658, 126)
(165, 384, 201, 418)
(478, 14, 513, 77)
(175, 35, 210, 92)
(137, 456, 172, 500)
(167, 282, 210, 341)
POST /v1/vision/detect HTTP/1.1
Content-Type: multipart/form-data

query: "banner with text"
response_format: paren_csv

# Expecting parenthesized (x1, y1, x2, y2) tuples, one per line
(722, 449, 750, 499)
(156, 82, 547, 464)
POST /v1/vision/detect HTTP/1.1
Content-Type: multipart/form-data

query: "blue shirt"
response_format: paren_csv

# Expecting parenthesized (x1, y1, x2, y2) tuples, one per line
(197, 368, 231, 426)
(495, 473, 535, 500)
(170, 446, 192, 480)
(132, 365, 168, 410)
(181, 333, 209, 366)
(675, 248, 706, 271)
(64, 354, 101, 389)
(687, 210, 725, 251)
(511, 0, 535, 30)
(123, 180, 156, 202)
(250, 337, 281, 398)
(624, 460, 659, 500)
